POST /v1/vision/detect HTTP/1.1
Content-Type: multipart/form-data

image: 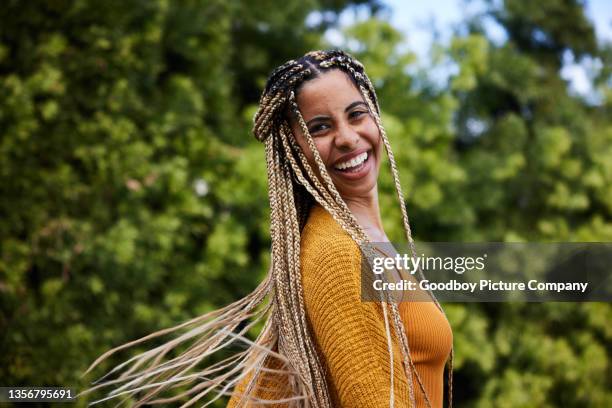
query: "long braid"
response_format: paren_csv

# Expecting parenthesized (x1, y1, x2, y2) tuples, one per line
(257, 63, 340, 407)
(360, 83, 454, 408)
(282, 159, 331, 403)
(268, 133, 327, 406)
(359, 83, 434, 407)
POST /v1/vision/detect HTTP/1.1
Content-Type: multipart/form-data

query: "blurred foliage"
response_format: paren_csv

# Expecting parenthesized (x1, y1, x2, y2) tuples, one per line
(0, 0, 610, 407)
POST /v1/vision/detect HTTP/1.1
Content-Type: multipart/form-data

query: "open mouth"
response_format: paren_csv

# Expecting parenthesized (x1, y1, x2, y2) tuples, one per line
(333, 150, 370, 173)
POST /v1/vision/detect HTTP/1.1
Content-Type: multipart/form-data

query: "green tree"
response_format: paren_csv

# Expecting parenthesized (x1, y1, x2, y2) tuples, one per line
(449, 1, 611, 406)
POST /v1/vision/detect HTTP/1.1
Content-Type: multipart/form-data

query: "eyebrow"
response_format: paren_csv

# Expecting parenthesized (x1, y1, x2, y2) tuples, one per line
(345, 101, 368, 112)
(305, 101, 369, 128)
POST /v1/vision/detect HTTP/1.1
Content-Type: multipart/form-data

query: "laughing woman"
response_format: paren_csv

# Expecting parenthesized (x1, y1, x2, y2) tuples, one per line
(83, 50, 453, 408)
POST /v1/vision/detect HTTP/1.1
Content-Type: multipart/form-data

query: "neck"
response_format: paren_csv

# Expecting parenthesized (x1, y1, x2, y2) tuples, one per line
(342, 188, 388, 242)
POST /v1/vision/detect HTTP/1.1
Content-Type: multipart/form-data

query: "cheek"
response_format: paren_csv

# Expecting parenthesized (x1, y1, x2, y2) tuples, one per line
(286, 134, 317, 178)
(309, 145, 333, 176)
(361, 118, 382, 152)
(365, 118, 381, 141)
(296, 136, 331, 167)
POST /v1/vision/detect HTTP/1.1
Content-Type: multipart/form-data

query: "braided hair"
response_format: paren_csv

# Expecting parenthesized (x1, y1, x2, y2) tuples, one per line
(81, 49, 453, 408)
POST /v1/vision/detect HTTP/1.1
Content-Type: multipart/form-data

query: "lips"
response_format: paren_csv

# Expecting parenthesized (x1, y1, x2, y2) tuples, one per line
(334, 151, 368, 170)
(331, 149, 373, 180)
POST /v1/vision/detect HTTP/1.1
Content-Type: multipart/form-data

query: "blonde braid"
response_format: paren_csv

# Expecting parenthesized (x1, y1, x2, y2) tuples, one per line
(358, 83, 433, 407)
(268, 140, 320, 406)
(357, 82, 454, 408)
(279, 119, 366, 243)
(282, 159, 332, 401)
(277, 123, 352, 232)
(258, 66, 338, 407)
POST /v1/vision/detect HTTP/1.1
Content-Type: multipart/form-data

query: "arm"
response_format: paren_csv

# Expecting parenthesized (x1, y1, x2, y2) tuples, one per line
(301, 237, 411, 408)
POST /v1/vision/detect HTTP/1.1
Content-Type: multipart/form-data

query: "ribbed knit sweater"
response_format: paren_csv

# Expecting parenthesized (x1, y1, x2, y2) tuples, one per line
(227, 204, 453, 407)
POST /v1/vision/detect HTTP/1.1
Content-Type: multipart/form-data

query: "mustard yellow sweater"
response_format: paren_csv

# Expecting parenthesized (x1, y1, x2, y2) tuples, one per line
(227, 204, 453, 407)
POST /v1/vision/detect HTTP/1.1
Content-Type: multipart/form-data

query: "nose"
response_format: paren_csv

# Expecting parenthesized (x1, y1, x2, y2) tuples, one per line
(334, 122, 359, 150)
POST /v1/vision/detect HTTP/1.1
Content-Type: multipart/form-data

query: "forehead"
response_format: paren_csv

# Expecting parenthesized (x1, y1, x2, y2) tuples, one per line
(295, 70, 363, 115)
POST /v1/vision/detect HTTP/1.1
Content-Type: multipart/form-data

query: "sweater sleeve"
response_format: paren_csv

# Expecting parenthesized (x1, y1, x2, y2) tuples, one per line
(301, 237, 411, 408)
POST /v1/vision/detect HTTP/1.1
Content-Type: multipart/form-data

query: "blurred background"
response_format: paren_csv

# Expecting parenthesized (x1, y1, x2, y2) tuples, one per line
(1, 0, 611, 406)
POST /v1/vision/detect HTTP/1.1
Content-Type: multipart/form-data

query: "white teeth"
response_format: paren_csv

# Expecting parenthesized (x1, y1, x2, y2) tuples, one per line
(334, 152, 368, 170)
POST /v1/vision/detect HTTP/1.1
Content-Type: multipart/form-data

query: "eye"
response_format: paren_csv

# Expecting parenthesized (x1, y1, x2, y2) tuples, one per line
(349, 110, 368, 120)
(308, 123, 331, 135)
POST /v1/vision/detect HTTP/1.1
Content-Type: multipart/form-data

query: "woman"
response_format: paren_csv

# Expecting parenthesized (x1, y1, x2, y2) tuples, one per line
(82, 50, 453, 408)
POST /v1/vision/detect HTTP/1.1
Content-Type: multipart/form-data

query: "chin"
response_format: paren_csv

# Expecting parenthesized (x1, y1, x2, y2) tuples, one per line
(336, 176, 378, 197)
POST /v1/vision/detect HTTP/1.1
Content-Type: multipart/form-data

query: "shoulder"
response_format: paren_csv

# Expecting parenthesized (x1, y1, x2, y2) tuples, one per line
(300, 205, 361, 279)
(299, 205, 365, 306)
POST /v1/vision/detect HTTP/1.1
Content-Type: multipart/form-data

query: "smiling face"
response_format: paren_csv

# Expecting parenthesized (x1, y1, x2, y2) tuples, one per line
(289, 69, 382, 202)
